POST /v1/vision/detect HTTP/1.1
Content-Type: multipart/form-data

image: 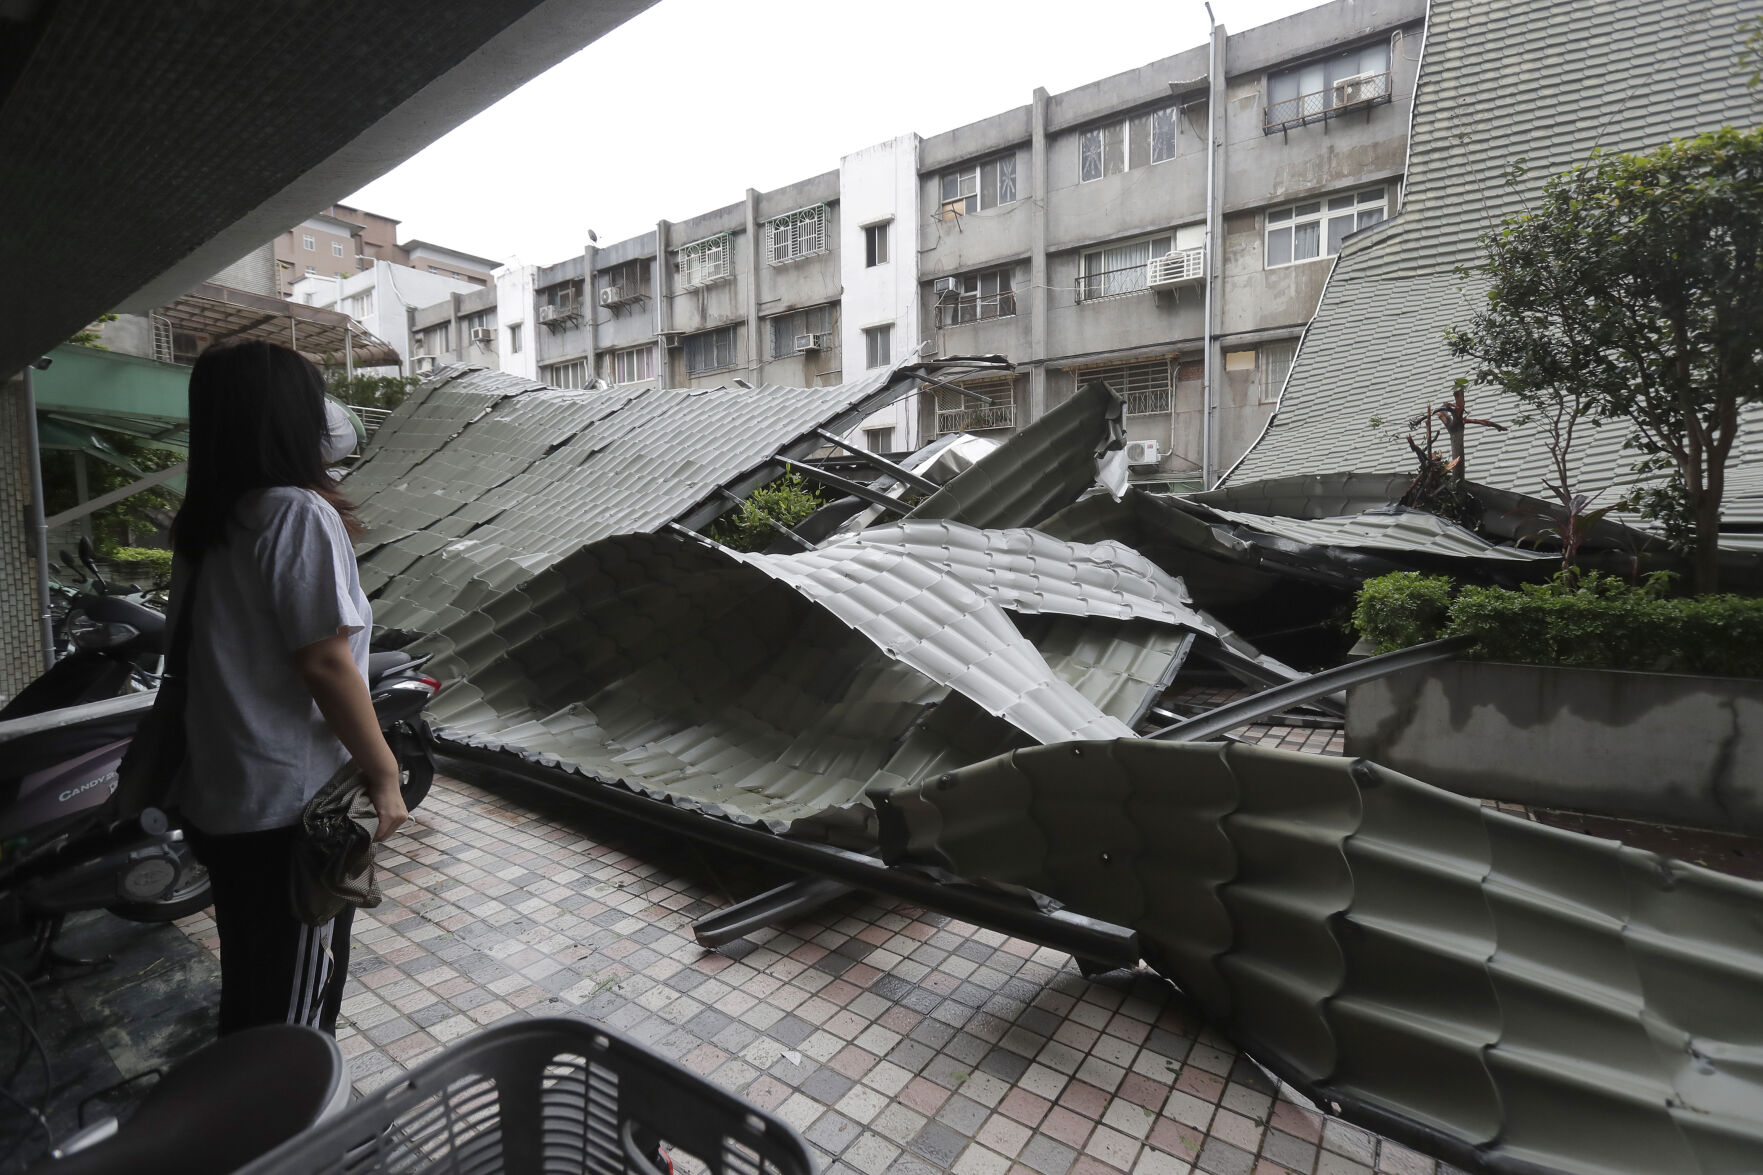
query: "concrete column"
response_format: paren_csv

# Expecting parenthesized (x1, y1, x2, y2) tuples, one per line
(744, 189, 762, 383)
(1202, 24, 1227, 487)
(584, 242, 599, 378)
(655, 219, 672, 382)
(1028, 87, 1050, 425)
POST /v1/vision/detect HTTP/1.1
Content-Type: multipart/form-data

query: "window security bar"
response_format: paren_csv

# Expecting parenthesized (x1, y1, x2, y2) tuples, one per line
(1263, 71, 1392, 132)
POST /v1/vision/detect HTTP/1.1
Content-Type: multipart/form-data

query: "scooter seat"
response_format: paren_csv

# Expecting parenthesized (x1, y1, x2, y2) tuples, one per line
(367, 650, 412, 681)
(28, 1024, 344, 1175)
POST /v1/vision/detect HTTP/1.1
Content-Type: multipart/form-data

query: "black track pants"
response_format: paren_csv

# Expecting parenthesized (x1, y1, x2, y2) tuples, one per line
(187, 825, 354, 1036)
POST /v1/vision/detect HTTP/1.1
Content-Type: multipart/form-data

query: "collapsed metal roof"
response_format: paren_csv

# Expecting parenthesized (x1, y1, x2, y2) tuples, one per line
(1221, 0, 1763, 524)
(875, 738, 1763, 1175)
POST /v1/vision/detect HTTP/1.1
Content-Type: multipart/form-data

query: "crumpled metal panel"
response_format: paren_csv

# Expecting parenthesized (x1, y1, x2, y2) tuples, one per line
(908, 380, 1125, 529)
(1202, 506, 1555, 562)
(342, 364, 907, 633)
(416, 522, 1255, 839)
(732, 519, 1276, 744)
(874, 739, 1763, 1175)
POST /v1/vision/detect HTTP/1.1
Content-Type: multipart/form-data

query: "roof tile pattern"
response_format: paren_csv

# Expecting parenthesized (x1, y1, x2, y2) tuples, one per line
(1226, 0, 1763, 522)
(879, 738, 1763, 1175)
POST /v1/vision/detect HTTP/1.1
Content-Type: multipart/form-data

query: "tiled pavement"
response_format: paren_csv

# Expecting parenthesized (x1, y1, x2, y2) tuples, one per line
(167, 753, 1461, 1175)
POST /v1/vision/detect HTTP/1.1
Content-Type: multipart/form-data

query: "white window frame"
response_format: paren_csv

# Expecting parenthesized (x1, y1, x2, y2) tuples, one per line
(1264, 39, 1393, 131)
(612, 345, 655, 384)
(864, 427, 895, 452)
(677, 233, 732, 288)
(1078, 234, 1174, 301)
(933, 268, 1016, 326)
(1079, 106, 1179, 183)
(767, 204, 829, 265)
(939, 152, 1018, 215)
(1264, 186, 1386, 268)
(331, 240, 345, 257)
(302, 234, 315, 251)
(304, 265, 316, 275)
(1258, 340, 1299, 403)
(541, 358, 591, 389)
(509, 323, 522, 354)
(864, 222, 890, 268)
(683, 325, 738, 374)
(863, 324, 893, 370)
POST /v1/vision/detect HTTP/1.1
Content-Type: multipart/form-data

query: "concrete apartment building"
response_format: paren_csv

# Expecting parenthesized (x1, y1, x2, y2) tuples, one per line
(274, 204, 497, 298)
(421, 0, 1423, 483)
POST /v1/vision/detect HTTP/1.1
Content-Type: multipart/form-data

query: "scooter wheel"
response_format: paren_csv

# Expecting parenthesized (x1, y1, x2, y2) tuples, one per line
(109, 842, 213, 923)
(400, 749, 433, 812)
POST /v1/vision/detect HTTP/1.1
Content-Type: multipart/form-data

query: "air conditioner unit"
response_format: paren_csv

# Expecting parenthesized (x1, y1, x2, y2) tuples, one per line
(1147, 249, 1205, 288)
(1332, 71, 1380, 109)
(412, 355, 437, 374)
(660, 331, 684, 349)
(538, 304, 559, 324)
(1125, 439, 1161, 467)
(470, 327, 495, 345)
(794, 332, 826, 353)
(599, 286, 625, 307)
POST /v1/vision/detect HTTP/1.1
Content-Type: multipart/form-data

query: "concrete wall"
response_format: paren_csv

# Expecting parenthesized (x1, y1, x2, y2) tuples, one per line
(589, 231, 659, 388)
(411, 284, 500, 370)
(209, 242, 280, 298)
(494, 263, 537, 380)
(841, 135, 923, 448)
(1348, 661, 1763, 836)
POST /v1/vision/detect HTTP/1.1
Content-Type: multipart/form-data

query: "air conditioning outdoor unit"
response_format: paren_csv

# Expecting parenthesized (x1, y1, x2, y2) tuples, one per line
(794, 332, 826, 353)
(1125, 439, 1161, 467)
(660, 331, 684, 349)
(1332, 71, 1379, 109)
(600, 286, 625, 307)
(538, 304, 559, 324)
(412, 355, 437, 374)
(1147, 249, 1205, 288)
(471, 327, 495, 345)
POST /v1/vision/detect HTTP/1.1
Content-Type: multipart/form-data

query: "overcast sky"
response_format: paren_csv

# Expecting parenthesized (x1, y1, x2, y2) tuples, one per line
(345, 0, 1324, 268)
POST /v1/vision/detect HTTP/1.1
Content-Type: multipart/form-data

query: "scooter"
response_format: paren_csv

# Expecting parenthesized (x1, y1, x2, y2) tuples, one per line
(0, 640, 442, 974)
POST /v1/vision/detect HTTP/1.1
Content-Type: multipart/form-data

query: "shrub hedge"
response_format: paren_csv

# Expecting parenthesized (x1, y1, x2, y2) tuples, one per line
(1351, 571, 1763, 678)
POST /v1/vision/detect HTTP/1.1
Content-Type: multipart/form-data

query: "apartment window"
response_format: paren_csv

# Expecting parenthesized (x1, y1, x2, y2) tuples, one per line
(304, 265, 316, 275)
(677, 233, 732, 288)
(934, 377, 1015, 435)
(332, 241, 345, 257)
(864, 427, 895, 453)
(1265, 40, 1393, 131)
(509, 323, 522, 353)
(302, 234, 315, 251)
(344, 290, 375, 318)
(463, 310, 496, 346)
(864, 223, 890, 267)
(940, 152, 1017, 215)
(933, 268, 1016, 326)
(768, 204, 828, 265)
(683, 325, 737, 374)
(541, 359, 591, 389)
(1078, 234, 1174, 300)
(612, 345, 655, 384)
(769, 305, 835, 359)
(1266, 187, 1386, 267)
(863, 325, 893, 369)
(1259, 340, 1299, 403)
(599, 260, 651, 305)
(1080, 105, 1179, 183)
(1081, 359, 1173, 416)
(417, 323, 450, 354)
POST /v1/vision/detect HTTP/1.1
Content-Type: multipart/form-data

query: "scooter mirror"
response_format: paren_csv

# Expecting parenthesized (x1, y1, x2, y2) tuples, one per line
(77, 536, 108, 593)
(60, 549, 81, 572)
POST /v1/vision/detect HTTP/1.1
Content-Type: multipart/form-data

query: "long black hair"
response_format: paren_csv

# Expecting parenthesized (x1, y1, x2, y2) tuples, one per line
(171, 341, 361, 558)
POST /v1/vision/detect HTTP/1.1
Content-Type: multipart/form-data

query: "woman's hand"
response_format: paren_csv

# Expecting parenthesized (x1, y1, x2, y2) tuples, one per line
(294, 634, 409, 843)
(363, 767, 408, 843)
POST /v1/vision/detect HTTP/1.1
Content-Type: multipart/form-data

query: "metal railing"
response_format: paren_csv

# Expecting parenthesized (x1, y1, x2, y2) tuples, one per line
(1077, 262, 1158, 302)
(1125, 387, 1171, 415)
(1263, 71, 1392, 132)
(935, 291, 1016, 327)
(935, 401, 1016, 434)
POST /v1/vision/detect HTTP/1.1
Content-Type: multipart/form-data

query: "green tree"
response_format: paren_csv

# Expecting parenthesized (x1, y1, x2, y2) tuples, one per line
(707, 472, 826, 552)
(1448, 127, 1763, 593)
(324, 370, 419, 413)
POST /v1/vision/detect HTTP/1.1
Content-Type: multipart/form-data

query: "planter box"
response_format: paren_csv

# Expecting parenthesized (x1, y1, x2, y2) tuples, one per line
(1346, 660, 1763, 836)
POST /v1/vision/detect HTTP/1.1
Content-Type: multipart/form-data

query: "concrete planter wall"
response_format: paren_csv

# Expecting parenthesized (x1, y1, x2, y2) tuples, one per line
(1346, 659, 1763, 835)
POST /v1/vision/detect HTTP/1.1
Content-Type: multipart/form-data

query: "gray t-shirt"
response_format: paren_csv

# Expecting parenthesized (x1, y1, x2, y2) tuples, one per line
(174, 486, 371, 835)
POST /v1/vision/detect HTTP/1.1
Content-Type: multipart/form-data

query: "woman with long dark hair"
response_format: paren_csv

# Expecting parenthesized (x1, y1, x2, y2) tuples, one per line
(170, 340, 405, 1036)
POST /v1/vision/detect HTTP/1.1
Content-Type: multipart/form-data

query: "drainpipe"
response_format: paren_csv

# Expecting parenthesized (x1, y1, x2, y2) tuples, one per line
(744, 190, 762, 384)
(1201, 8, 1224, 488)
(585, 240, 599, 379)
(656, 219, 671, 381)
(1029, 88, 1050, 425)
(22, 361, 55, 670)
